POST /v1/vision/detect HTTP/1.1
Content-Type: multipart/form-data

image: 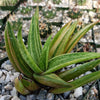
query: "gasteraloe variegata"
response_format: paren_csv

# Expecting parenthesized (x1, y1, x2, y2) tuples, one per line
(4, 7, 100, 95)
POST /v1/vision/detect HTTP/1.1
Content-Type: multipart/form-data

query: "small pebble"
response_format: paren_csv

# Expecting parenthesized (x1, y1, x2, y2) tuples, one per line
(4, 84, 13, 90)
(5, 73, 11, 83)
(37, 89, 47, 100)
(0, 70, 3, 77)
(11, 87, 18, 96)
(46, 93, 54, 100)
(0, 75, 6, 83)
(0, 95, 12, 100)
(19, 95, 26, 100)
(63, 91, 71, 99)
(11, 96, 20, 100)
(26, 94, 36, 100)
(3, 65, 13, 71)
(74, 87, 83, 98)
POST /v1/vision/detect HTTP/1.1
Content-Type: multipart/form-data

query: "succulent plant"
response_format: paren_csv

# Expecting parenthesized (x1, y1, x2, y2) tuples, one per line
(5, 7, 100, 95)
(20, 6, 32, 14)
(42, 5, 56, 19)
(0, 0, 18, 6)
(33, 0, 43, 3)
(39, 21, 52, 38)
(53, 0, 61, 4)
(67, 8, 82, 19)
(76, 0, 86, 6)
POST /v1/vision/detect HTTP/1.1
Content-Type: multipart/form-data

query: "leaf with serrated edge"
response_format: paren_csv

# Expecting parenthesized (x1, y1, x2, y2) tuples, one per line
(39, 36, 51, 71)
(59, 59, 100, 81)
(28, 7, 42, 64)
(17, 26, 42, 74)
(54, 21, 77, 56)
(5, 22, 33, 78)
(64, 22, 98, 53)
(15, 78, 30, 95)
(49, 21, 71, 59)
(5, 28, 19, 71)
(20, 75, 39, 91)
(50, 71, 100, 94)
(43, 52, 100, 74)
(33, 73, 72, 88)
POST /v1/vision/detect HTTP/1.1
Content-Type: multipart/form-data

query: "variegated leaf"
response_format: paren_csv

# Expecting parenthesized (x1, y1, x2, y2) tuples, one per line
(43, 52, 100, 74)
(59, 59, 100, 81)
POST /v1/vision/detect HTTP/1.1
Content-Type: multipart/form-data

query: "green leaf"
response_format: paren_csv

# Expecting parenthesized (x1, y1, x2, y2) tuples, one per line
(5, 22, 33, 78)
(65, 22, 98, 53)
(20, 75, 39, 91)
(28, 7, 42, 64)
(43, 52, 100, 74)
(49, 21, 71, 59)
(39, 36, 51, 71)
(15, 77, 30, 95)
(17, 26, 42, 74)
(50, 71, 100, 94)
(59, 59, 100, 81)
(5, 28, 19, 72)
(54, 21, 77, 56)
(33, 73, 72, 88)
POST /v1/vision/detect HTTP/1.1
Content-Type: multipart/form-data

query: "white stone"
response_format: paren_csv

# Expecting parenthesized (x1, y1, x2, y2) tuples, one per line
(70, 98, 76, 100)
(11, 96, 20, 100)
(0, 70, 3, 77)
(74, 87, 83, 98)
(0, 75, 6, 83)
(5, 73, 11, 83)
(14, 72, 20, 77)
(2, 70, 7, 74)
(0, 95, 12, 100)
(10, 76, 16, 82)
(91, 90, 95, 95)
(86, 0, 93, 9)
(89, 11, 96, 18)
(85, 71, 92, 75)
(4, 84, 13, 90)
(11, 87, 18, 96)
(3, 65, 13, 71)
(79, 74, 84, 78)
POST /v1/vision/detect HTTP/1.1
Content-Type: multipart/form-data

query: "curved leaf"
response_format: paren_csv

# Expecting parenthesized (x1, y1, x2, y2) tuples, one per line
(49, 21, 71, 59)
(17, 26, 42, 74)
(20, 75, 39, 91)
(15, 77, 30, 95)
(5, 28, 19, 71)
(43, 52, 100, 74)
(59, 59, 100, 81)
(33, 73, 72, 88)
(64, 22, 98, 53)
(50, 71, 100, 94)
(28, 7, 42, 64)
(5, 22, 33, 78)
(54, 21, 77, 56)
(39, 36, 51, 71)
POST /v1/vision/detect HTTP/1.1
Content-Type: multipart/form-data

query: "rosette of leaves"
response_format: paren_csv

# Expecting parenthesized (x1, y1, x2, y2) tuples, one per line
(53, 0, 61, 4)
(11, 19, 22, 31)
(67, 9, 82, 19)
(76, 0, 86, 6)
(33, 0, 43, 3)
(42, 6, 56, 19)
(39, 20, 52, 38)
(5, 7, 100, 95)
(20, 6, 32, 14)
(1, 0, 18, 6)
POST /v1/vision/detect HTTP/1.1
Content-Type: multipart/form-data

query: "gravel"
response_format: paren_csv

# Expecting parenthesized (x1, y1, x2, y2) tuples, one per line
(0, 59, 99, 100)
(0, 0, 100, 100)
